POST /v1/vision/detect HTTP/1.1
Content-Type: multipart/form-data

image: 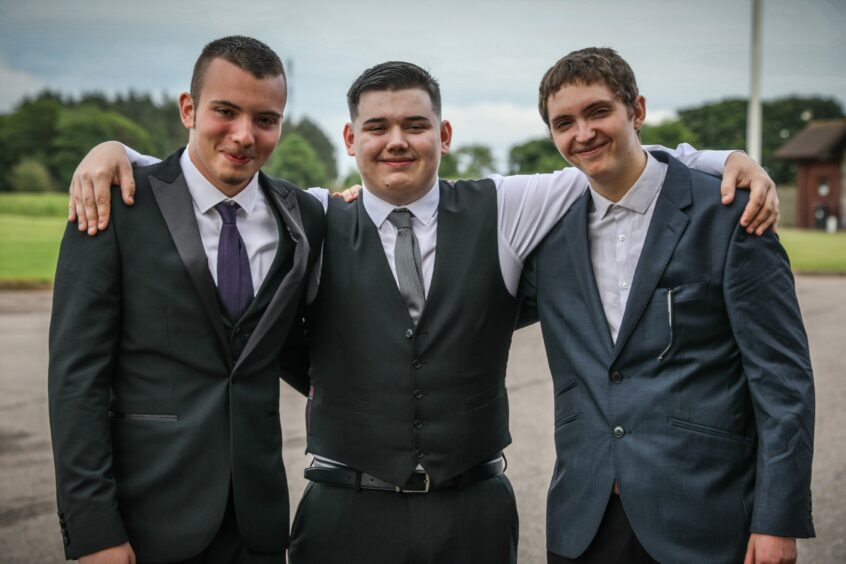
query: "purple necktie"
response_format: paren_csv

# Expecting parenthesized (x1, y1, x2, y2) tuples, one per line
(215, 201, 253, 320)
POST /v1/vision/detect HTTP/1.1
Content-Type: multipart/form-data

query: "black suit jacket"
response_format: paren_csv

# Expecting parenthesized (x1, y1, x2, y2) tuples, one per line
(48, 149, 324, 561)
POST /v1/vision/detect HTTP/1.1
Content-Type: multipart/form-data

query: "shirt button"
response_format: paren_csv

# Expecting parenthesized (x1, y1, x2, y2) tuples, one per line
(613, 426, 626, 439)
(618, 233, 626, 242)
(405, 329, 414, 339)
(413, 419, 424, 429)
(611, 371, 623, 384)
(414, 389, 424, 399)
(621, 281, 629, 289)
(415, 448, 426, 459)
(412, 359, 423, 369)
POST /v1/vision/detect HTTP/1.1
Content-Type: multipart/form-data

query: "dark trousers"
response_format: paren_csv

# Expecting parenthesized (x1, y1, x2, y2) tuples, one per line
(140, 490, 284, 564)
(288, 474, 518, 564)
(547, 494, 659, 564)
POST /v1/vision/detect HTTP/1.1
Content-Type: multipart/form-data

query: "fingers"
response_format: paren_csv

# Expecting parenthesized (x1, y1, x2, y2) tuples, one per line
(720, 169, 739, 206)
(743, 537, 755, 564)
(117, 159, 136, 206)
(742, 178, 778, 235)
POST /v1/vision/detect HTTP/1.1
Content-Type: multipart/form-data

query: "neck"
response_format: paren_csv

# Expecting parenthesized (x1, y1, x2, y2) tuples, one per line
(188, 143, 250, 198)
(589, 149, 647, 203)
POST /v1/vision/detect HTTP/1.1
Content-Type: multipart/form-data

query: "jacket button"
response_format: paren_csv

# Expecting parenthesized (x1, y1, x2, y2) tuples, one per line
(412, 359, 423, 369)
(613, 426, 625, 438)
(405, 329, 414, 339)
(415, 448, 426, 459)
(413, 419, 424, 429)
(413, 389, 424, 399)
(611, 371, 623, 384)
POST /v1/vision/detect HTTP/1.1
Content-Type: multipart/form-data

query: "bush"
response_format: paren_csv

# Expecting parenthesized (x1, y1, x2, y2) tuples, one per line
(10, 159, 57, 192)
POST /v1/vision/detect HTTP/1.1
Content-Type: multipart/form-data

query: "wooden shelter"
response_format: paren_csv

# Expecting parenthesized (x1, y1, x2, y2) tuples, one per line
(774, 119, 846, 229)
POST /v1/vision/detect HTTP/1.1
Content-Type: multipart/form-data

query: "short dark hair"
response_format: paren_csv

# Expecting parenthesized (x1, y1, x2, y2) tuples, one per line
(190, 35, 286, 102)
(347, 61, 442, 121)
(538, 47, 639, 126)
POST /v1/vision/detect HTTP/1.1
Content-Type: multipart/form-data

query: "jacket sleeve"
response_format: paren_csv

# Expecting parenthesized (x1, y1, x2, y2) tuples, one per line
(48, 219, 128, 558)
(277, 304, 311, 397)
(516, 249, 540, 329)
(723, 225, 815, 538)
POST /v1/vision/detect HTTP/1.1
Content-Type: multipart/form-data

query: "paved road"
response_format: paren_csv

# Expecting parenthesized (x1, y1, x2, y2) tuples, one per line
(0, 277, 843, 563)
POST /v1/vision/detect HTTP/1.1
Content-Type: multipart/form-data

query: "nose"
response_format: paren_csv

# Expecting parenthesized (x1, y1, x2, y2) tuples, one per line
(229, 116, 255, 147)
(385, 126, 409, 152)
(575, 119, 595, 144)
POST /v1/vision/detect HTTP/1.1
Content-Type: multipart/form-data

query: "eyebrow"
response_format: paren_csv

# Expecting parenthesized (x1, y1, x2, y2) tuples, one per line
(362, 115, 431, 126)
(551, 100, 614, 122)
(209, 99, 282, 118)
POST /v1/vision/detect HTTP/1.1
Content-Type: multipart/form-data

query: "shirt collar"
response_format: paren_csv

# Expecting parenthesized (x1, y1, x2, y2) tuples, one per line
(180, 147, 260, 215)
(361, 177, 440, 228)
(589, 151, 667, 218)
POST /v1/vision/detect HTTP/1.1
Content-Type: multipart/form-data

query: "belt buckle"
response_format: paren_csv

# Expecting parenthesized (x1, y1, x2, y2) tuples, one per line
(396, 471, 431, 493)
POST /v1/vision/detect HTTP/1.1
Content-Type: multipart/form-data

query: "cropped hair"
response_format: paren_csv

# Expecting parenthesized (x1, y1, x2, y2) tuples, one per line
(190, 35, 286, 102)
(347, 61, 441, 121)
(538, 47, 639, 126)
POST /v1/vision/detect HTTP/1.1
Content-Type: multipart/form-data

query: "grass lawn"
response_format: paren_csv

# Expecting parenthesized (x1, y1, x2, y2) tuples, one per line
(0, 215, 67, 284)
(0, 194, 844, 284)
(779, 228, 846, 273)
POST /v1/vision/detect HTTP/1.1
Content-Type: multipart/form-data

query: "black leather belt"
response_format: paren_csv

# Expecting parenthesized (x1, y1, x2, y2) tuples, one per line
(304, 457, 505, 493)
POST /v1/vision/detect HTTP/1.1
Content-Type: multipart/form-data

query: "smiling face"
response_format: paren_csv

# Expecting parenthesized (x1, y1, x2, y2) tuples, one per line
(546, 81, 646, 200)
(179, 57, 286, 196)
(344, 88, 452, 206)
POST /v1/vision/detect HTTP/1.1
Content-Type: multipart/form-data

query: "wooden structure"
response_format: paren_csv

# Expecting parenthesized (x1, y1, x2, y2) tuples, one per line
(774, 119, 846, 229)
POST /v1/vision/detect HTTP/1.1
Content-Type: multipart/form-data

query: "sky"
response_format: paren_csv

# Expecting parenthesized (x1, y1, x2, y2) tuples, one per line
(1, 0, 844, 172)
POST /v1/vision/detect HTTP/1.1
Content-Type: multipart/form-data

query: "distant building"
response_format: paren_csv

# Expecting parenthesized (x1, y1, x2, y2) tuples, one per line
(774, 119, 846, 229)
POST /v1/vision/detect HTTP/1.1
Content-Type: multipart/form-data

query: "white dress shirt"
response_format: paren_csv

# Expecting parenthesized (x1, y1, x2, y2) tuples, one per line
(302, 144, 729, 300)
(179, 149, 278, 294)
(588, 152, 667, 342)
(127, 144, 729, 299)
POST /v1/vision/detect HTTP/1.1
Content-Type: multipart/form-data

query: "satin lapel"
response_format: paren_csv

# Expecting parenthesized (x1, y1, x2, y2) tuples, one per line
(150, 174, 232, 368)
(234, 184, 310, 372)
(611, 160, 691, 363)
(564, 192, 614, 357)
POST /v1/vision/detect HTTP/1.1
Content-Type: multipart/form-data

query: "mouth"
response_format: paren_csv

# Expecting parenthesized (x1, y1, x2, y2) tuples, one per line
(380, 158, 416, 169)
(574, 141, 609, 158)
(222, 151, 254, 166)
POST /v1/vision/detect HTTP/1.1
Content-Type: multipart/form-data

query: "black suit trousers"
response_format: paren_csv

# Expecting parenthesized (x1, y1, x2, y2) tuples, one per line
(288, 474, 518, 564)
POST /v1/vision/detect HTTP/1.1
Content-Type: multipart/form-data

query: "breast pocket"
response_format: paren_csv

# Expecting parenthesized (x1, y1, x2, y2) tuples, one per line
(650, 281, 712, 361)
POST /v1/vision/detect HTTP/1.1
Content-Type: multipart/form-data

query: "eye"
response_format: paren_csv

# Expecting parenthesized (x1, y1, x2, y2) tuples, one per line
(257, 116, 279, 127)
(554, 120, 573, 131)
(591, 107, 610, 118)
(215, 107, 234, 118)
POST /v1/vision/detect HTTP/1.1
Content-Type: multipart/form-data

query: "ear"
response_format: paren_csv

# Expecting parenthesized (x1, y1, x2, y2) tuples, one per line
(632, 95, 646, 130)
(439, 119, 453, 155)
(179, 92, 196, 130)
(343, 123, 356, 156)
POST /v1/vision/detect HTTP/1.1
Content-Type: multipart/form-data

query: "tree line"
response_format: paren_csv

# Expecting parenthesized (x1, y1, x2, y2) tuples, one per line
(0, 90, 841, 193)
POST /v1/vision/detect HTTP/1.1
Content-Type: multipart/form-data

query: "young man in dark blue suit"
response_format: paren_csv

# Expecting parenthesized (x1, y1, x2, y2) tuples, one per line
(521, 48, 815, 564)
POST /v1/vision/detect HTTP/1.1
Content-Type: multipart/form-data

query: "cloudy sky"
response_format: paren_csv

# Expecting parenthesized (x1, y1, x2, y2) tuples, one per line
(1, 0, 843, 170)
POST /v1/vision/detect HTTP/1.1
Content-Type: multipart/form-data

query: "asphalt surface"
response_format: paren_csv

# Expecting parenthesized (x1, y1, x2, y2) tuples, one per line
(0, 277, 843, 563)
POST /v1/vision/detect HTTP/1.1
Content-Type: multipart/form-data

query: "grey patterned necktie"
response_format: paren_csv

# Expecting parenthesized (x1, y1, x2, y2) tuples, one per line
(387, 208, 425, 323)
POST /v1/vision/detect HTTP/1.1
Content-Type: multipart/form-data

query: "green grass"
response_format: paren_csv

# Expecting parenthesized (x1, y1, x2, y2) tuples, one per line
(0, 193, 844, 285)
(779, 228, 846, 273)
(0, 215, 67, 284)
(0, 193, 69, 218)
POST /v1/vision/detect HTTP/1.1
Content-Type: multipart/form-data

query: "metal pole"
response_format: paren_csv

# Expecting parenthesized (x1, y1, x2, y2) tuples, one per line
(747, 0, 763, 162)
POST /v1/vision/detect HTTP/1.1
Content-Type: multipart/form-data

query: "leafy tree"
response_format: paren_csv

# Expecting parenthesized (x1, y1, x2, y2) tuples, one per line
(508, 138, 566, 174)
(439, 152, 461, 179)
(455, 145, 496, 178)
(50, 105, 155, 187)
(339, 170, 362, 190)
(0, 92, 64, 173)
(264, 132, 330, 188)
(640, 120, 700, 149)
(10, 158, 56, 192)
(283, 117, 338, 182)
(678, 96, 844, 183)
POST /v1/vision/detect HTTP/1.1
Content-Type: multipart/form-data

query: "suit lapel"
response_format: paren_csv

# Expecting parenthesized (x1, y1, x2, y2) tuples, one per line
(611, 156, 691, 363)
(234, 176, 310, 372)
(150, 171, 233, 368)
(564, 191, 614, 357)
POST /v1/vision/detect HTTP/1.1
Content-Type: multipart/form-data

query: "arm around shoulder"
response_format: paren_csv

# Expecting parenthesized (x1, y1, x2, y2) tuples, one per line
(49, 220, 128, 558)
(723, 225, 815, 539)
